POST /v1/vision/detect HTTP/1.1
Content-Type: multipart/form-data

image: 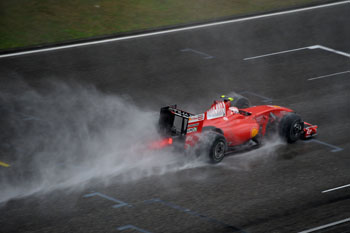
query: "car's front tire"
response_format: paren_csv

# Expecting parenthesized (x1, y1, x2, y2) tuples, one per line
(279, 113, 303, 143)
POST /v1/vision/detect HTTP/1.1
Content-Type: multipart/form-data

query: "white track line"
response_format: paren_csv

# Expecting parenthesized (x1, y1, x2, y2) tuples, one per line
(308, 70, 350, 80)
(0, 1, 349, 59)
(181, 48, 214, 59)
(244, 45, 350, 60)
(298, 218, 350, 233)
(303, 139, 343, 152)
(244, 47, 309, 60)
(322, 184, 350, 193)
(309, 45, 350, 58)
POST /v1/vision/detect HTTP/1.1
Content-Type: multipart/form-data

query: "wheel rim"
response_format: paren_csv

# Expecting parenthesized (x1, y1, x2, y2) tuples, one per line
(291, 121, 302, 137)
(214, 141, 225, 160)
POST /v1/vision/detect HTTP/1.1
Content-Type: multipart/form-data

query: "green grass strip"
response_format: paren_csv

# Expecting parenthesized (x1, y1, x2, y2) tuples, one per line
(0, 0, 329, 50)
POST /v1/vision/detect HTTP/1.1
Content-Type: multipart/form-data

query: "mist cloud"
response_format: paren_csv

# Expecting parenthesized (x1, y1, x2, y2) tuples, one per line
(0, 81, 207, 204)
(0, 82, 284, 204)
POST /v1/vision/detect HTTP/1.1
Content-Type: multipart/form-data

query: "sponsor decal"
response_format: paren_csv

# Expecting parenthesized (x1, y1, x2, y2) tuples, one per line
(305, 127, 313, 135)
(207, 102, 226, 120)
(188, 123, 199, 127)
(267, 105, 281, 108)
(187, 127, 198, 133)
(189, 114, 204, 123)
(251, 128, 259, 138)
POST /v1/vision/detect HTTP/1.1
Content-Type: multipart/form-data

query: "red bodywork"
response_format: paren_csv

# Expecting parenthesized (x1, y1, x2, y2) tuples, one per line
(153, 100, 317, 150)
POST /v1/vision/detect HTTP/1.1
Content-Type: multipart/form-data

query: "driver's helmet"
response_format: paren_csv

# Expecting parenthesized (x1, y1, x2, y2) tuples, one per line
(229, 106, 239, 114)
(220, 95, 234, 102)
(220, 95, 234, 106)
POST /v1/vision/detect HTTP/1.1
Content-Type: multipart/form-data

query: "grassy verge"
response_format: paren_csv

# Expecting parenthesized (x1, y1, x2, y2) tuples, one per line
(0, 0, 329, 50)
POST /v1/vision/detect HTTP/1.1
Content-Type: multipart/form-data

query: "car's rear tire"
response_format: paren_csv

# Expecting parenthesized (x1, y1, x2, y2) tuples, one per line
(279, 113, 303, 143)
(208, 134, 227, 163)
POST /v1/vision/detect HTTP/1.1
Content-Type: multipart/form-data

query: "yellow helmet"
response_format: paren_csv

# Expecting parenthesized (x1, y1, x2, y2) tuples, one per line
(221, 95, 234, 101)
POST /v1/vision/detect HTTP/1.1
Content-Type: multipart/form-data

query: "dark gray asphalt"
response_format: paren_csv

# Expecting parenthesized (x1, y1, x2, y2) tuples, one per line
(1, 2, 350, 233)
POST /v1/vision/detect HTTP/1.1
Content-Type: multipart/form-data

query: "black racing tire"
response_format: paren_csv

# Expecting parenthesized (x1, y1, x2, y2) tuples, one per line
(279, 113, 303, 143)
(231, 95, 250, 109)
(207, 134, 227, 163)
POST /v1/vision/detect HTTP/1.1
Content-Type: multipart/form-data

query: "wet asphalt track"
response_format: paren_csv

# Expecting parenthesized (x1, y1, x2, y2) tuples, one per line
(1, 2, 350, 233)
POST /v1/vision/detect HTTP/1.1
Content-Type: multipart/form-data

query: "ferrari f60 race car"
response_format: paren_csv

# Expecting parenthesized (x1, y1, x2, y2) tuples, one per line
(152, 95, 318, 163)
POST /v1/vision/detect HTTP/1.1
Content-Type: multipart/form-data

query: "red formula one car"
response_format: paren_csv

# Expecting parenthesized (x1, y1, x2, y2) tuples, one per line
(153, 95, 317, 163)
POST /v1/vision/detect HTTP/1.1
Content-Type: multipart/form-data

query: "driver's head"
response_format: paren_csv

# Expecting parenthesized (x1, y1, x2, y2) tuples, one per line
(220, 95, 233, 102)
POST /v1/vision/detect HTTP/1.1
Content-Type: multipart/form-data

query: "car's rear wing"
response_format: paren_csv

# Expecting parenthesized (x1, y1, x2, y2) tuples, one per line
(158, 105, 194, 137)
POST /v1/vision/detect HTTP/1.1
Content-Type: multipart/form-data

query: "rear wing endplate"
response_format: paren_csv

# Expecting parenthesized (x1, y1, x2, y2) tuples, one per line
(158, 105, 193, 137)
